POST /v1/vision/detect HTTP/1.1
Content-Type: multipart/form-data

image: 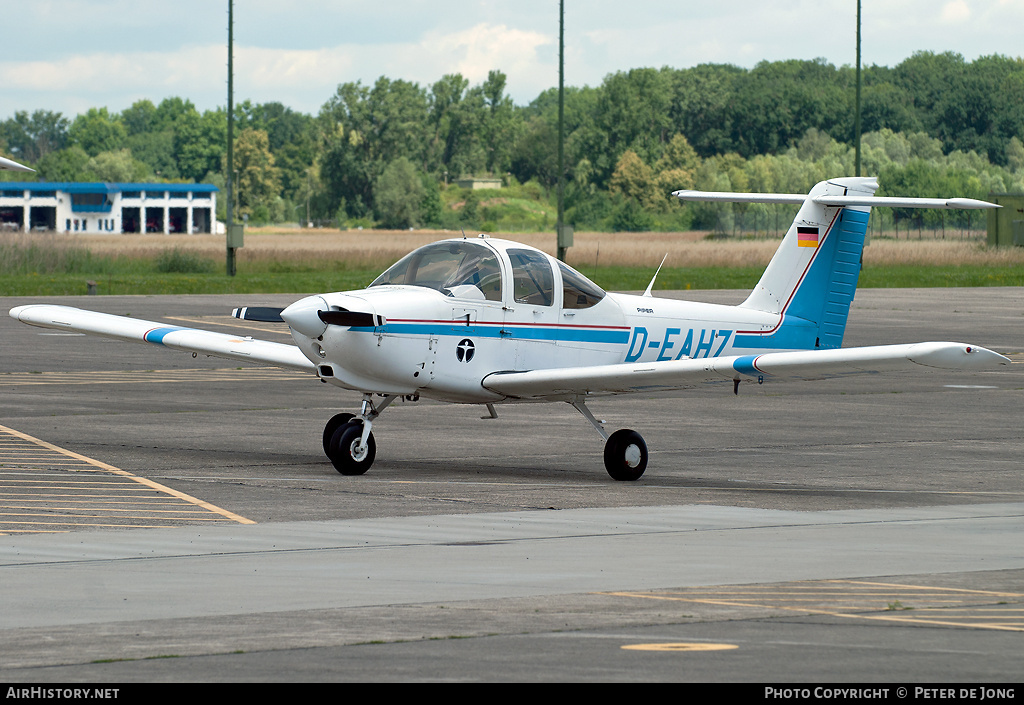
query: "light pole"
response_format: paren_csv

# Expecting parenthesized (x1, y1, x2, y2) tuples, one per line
(556, 0, 572, 261)
(855, 0, 862, 177)
(225, 0, 243, 276)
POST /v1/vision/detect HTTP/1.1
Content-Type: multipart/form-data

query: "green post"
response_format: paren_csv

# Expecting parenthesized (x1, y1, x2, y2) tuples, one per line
(556, 0, 567, 262)
(855, 0, 862, 178)
(225, 0, 239, 276)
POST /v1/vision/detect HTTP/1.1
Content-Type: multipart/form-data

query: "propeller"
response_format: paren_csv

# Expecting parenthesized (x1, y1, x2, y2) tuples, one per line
(318, 309, 377, 328)
(278, 296, 382, 338)
(231, 306, 286, 322)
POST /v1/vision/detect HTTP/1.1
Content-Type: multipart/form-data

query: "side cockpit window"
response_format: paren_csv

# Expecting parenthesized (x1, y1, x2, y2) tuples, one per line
(507, 248, 554, 306)
(558, 261, 605, 309)
(370, 241, 502, 302)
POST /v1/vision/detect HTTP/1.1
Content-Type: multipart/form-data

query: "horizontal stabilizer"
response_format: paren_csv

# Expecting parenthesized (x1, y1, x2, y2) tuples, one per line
(813, 195, 999, 209)
(673, 188, 999, 210)
(0, 155, 33, 172)
(672, 190, 806, 204)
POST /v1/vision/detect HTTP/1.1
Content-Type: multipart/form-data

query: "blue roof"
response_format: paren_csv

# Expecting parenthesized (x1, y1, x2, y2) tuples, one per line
(0, 182, 218, 193)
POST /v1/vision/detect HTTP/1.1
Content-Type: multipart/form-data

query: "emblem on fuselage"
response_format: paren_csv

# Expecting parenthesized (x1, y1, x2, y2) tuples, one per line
(456, 339, 476, 363)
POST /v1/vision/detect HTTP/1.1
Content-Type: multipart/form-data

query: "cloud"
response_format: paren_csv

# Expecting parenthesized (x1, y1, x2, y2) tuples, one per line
(3, 2, 1024, 118)
(0, 47, 225, 94)
(238, 23, 555, 107)
(420, 23, 554, 84)
(939, 1, 971, 24)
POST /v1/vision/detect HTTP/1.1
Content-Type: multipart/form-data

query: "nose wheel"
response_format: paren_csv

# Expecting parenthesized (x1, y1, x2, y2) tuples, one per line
(327, 421, 376, 475)
(323, 395, 394, 475)
(322, 413, 355, 456)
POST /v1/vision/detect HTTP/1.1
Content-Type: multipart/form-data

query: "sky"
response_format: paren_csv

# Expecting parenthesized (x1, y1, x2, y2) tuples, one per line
(2, 0, 1023, 119)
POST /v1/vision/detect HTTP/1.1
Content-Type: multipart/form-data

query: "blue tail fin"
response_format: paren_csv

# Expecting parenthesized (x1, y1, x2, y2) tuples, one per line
(737, 177, 875, 350)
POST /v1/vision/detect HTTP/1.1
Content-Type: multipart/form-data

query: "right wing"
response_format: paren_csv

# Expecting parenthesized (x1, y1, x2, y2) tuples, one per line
(10, 304, 315, 373)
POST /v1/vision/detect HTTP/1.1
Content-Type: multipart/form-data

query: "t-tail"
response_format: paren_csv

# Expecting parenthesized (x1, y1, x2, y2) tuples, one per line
(673, 177, 998, 352)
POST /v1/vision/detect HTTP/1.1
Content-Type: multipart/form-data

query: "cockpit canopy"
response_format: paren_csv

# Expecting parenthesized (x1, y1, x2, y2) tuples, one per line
(369, 239, 605, 309)
(370, 241, 503, 301)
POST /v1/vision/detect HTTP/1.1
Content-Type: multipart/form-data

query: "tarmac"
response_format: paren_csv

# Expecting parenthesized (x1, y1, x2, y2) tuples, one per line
(0, 287, 1022, 682)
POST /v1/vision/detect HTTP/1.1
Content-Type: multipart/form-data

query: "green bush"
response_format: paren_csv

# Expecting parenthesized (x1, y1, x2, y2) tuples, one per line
(154, 248, 215, 273)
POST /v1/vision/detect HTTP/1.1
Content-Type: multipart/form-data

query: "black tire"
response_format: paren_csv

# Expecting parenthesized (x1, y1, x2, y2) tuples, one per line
(323, 413, 355, 457)
(603, 429, 647, 481)
(328, 422, 376, 475)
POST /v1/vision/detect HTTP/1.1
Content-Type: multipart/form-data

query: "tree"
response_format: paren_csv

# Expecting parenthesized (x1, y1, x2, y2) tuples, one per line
(726, 59, 850, 157)
(609, 150, 657, 208)
(126, 130, 179, 180)
(35, 146, 90, 182)
(594, 68, 675, 178)
(374, 157, 425, 228)
(480, 70, 520, 174)
(231, 128, 282, 222)
(318, 77, 430, 219)
(69, 108, 126, 156)
(510, 117, 557, 187)
(175, 109, 225, 183)
(668, 63, 743, 158)
(83, 149, 150, 182)
(236, 102, 315, 201)
(0, 110, 69, 164)
(121, 100, 157, 136)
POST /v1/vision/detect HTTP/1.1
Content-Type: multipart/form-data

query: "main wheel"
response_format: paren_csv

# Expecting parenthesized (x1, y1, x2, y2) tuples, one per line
(603, 429, 647, 481)
(323, 413, 355, 457)
(328, 422, 376, 475)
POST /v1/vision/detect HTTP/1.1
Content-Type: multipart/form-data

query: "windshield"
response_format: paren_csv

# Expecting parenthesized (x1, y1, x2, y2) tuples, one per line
(369, 241, 502, 301)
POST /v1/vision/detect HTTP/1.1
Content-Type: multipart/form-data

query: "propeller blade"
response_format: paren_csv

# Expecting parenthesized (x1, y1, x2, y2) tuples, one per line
(318, 309, 378, 328)
(232, 306, 286, 322)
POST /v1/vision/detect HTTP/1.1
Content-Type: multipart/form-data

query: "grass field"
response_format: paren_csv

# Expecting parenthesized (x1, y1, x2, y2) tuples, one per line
(1, 227, 1022, 296)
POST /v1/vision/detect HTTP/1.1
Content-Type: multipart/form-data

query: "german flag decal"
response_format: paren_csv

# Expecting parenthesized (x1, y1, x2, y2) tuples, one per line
(797, 226, 820, 248)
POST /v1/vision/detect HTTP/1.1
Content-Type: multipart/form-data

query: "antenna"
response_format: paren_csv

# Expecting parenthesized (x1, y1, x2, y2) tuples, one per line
(642, 254, 668, 298)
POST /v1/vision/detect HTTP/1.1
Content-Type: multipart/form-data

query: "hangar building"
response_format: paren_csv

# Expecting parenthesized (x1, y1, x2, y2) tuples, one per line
(0, 182, 218, 234)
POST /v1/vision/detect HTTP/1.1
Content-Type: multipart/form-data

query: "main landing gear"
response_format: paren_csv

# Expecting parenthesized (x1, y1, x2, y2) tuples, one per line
(323, 394, 393, 475)
(573, 401, 648, 481)
(322, 396, 648, 481)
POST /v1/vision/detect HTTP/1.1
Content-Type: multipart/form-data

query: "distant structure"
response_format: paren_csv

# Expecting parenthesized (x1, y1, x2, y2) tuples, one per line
(0, 183, 218, 234)
(454, 177, 502, 190)
(986, 193, 1024, 247)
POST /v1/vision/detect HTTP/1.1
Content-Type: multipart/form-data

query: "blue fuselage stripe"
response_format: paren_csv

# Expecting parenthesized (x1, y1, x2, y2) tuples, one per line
(353, 323, 630, 344)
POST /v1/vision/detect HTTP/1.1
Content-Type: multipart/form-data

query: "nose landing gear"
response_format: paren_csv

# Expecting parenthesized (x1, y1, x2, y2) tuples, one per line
(324, 394, 393, 475)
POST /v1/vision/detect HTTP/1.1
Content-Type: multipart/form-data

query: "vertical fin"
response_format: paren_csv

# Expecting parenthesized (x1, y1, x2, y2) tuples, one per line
(737, 177, 875, 349)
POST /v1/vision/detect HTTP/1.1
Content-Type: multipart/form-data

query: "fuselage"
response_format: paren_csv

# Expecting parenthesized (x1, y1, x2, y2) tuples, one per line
(285, 236, 792, 404)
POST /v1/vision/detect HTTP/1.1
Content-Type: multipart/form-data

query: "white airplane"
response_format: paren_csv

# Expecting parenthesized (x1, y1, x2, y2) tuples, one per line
(9, 177, 1010, 480)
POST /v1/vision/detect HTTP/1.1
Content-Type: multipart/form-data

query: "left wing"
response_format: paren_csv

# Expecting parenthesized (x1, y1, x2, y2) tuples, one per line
(482, 343, 1010, 400)
(10, 304, 315, 373)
